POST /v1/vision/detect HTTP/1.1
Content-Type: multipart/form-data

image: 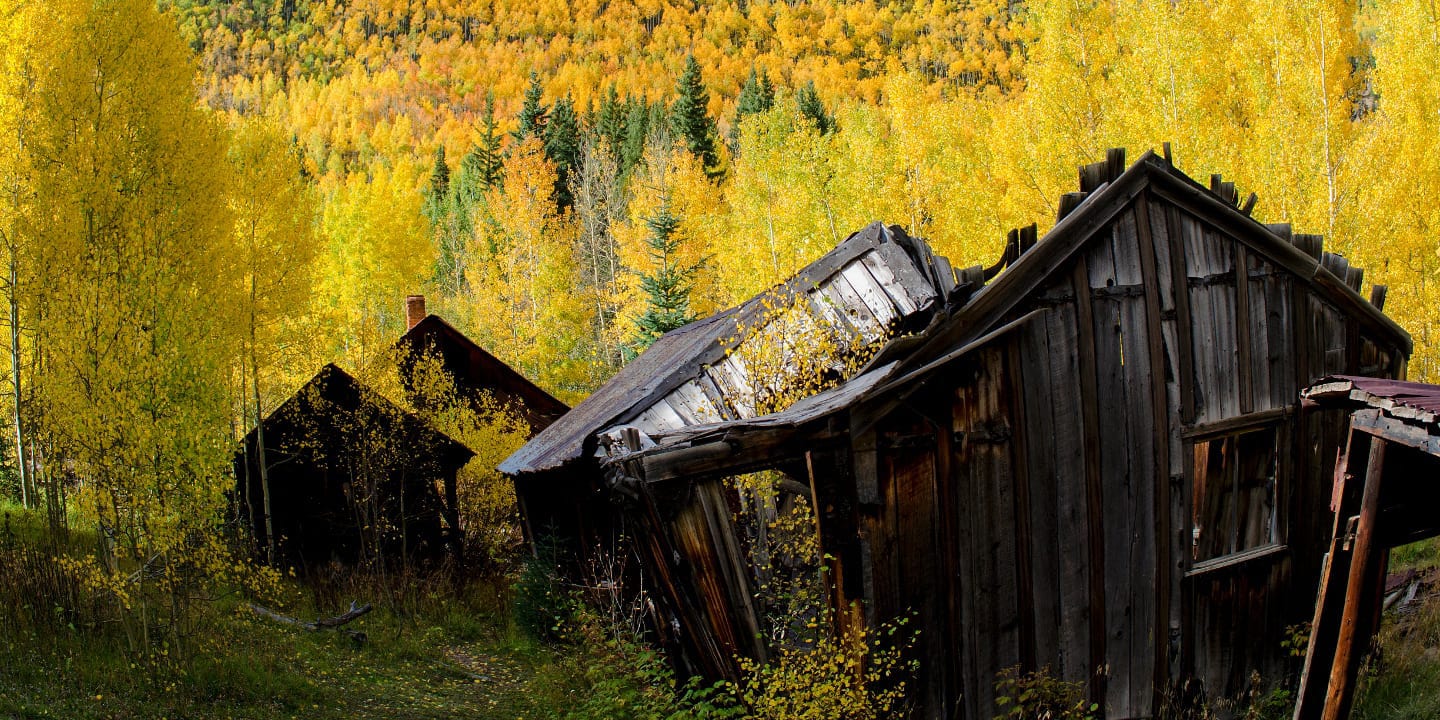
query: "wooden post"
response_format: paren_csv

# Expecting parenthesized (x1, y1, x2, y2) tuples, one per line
(1321, 437, 1387, 720)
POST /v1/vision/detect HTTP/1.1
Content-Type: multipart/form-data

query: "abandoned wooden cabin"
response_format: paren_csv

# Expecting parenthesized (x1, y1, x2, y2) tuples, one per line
(235, 363, 473, 569)
(238, 301, 565, 570)
(499, 148, 1411, 718)
(1292, 376, 1440, 720)
(396, 295, 569, 433)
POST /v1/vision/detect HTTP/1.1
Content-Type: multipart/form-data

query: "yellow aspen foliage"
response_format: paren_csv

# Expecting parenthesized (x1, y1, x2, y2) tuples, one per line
(466, 138, 598, 401)
(721, 101, 843, 301)
(226, 115, 321, 411)
(612, 140, 720, 347)
(1343, 0, 1440, 380)
(316, 161, 436, 371)
(10, 0, 247, 646)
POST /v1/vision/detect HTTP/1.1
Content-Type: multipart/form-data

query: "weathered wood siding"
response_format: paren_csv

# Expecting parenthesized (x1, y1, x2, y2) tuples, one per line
(849, 188, 1405, 718)
(538, 155, 1411, 720)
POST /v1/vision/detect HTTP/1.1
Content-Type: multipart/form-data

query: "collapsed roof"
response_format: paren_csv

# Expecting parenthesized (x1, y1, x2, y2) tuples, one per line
(502, 149, 1409, 485)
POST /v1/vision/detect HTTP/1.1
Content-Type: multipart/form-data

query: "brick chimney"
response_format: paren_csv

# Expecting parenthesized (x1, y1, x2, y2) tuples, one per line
(405, 295, 426, 330)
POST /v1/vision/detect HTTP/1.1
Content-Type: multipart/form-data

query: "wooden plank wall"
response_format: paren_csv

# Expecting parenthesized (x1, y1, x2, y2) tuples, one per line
(600, 175, 1407, 720)
(875, 188, 1409, 718)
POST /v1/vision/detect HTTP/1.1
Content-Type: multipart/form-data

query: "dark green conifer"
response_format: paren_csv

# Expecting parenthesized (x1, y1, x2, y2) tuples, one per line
(669, 55, 718, 173)
(796, 80, 836, 135)
(621, 97, 654, 177)
(545, 95, 581, 209)
(473, 95, 505, 188)
(627, 196, 702, 357)
(513, 73, 548, 143)
(730, 66, 776, 145)
(427, 145, 450, 198)
(595, 86, 627, 165)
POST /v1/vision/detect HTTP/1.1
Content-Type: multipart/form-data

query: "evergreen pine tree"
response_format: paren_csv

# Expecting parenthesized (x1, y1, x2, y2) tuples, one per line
(595, 86, 627, 165)
(627, 196, 701, 357)
(514, 72, 548, 143)
(730, 66, 776, 145)
(427, 145, 450, 198)
(796, 80, 836, 135)
(423, 146, 453, 278)
(669, 55, 718, 174)
(545, 95, 581, 209)
(621, 97, 655, 177)
(474, 96, 505, 188)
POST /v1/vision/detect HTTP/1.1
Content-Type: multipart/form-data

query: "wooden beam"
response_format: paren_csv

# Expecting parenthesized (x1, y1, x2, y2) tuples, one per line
(1321, 436, 1388, 720)
(1349, 408, 1440, 457)
(1071, 256, 1109, 706)
(1135, 192, 1175, 710)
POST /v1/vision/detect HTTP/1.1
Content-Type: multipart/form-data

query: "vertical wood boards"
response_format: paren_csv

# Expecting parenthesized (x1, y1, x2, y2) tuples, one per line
(1135, 194, 1176, 705)
(882, 432, 945, 714)
(1182, 214, 1240, 425)
(1071, 254, 1110, 710)
(951, 346, 1022, 720)
(1083, 210, 1159, 718)
(670, 481, 766, 663)
(1015, 286, 1094, 685)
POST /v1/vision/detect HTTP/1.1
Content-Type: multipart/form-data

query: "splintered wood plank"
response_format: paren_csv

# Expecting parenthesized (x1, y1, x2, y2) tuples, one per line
(696, 481, 766, 660)
(666, 381, 725, 425)
(1018, 299, 1060, 673)
(692, 372, 737, 422)
(1045, 298, 1093, 684)
(1182, 215, 1216, 423)
(860, 250, 921, 315)
(1208, 225, 1240, 421)
(1111, 205, 1157, 717)
(805, 285, 852, 338)
(633, 398, 686, 433)
(822, 273, 885, 342)
(870, 240, 939, 308)
(1071, 255, 1108, 708)
(1235, 247, 1255, 414)
(1135, 194, 1175, 707)
(1165, 203, 1197, 424)
(840, 261, 900, 327)
(1245, 253, 1271, 411)
(1090, 267, 1133, 715)
(706, 355, 757, 419)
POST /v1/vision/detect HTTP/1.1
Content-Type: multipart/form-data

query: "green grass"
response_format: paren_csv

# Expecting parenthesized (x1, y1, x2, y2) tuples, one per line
(0, 587, 610, 720)
(1353, 538, 1440, 720)
(0, 501, 655, 720)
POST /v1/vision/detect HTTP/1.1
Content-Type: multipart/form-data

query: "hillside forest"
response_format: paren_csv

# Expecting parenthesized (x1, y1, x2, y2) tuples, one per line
(2, 0, 1440, 718)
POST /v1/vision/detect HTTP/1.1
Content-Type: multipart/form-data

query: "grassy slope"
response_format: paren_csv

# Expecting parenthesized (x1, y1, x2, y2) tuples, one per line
(0, 590, 621, 720)
(1352, 540, 1440, 720)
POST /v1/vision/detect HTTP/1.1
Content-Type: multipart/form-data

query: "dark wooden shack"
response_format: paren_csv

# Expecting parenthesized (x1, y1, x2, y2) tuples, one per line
(235, 363, 474, 569)
(500, 149, 1412, 718)
(1293, 376, 1440, 720)
(396, 295, 569, 433)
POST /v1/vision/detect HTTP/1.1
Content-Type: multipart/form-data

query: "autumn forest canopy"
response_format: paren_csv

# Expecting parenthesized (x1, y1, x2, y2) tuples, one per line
(1, 0, 1439, 715)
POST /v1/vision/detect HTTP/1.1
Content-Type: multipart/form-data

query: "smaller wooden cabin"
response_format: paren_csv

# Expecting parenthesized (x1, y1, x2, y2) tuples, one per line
(235, 364, 474, 570)
(502, 148, 1412, 719)
(396, 295, 569, 433)
(1294, 376, 1440, 720)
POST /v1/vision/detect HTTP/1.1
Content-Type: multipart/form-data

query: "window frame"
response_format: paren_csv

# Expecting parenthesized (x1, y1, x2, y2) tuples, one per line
(1181, 408, 1291, 577)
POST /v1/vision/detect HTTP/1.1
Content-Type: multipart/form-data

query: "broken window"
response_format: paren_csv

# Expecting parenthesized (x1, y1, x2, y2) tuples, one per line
(1191, 426, 1280, 562)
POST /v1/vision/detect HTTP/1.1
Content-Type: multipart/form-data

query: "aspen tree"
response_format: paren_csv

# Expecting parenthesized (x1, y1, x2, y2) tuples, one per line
(226, 116, 318, 564)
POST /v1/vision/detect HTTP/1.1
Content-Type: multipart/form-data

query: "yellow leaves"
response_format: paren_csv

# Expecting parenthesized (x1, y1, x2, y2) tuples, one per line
(465, 137, 599, 400)
(317, 159, 434, 368)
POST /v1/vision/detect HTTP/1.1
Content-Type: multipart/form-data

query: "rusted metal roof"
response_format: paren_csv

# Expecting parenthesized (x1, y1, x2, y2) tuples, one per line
(1303, 375, 1440, 425)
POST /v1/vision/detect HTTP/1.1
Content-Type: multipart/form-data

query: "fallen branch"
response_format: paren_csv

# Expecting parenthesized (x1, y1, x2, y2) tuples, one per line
(248, 600, 372, 644)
